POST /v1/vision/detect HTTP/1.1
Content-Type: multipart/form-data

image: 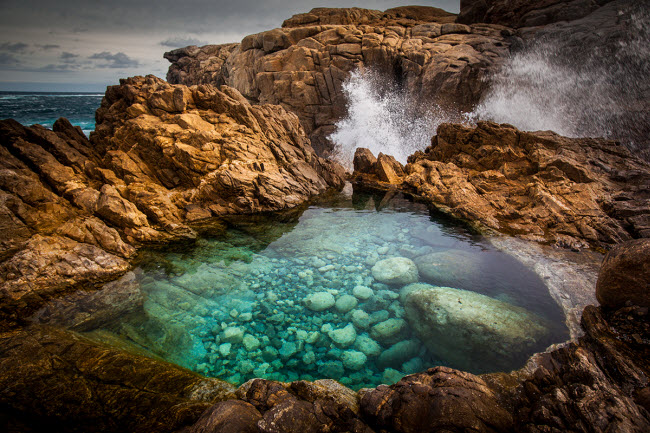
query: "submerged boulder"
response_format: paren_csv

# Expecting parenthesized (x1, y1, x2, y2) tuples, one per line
(401, 283, 549, 372)
(371, 257, 418, 286)
(414, 249, 486, 289)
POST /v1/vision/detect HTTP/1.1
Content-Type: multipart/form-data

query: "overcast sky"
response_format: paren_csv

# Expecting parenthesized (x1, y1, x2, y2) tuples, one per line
(0, 0, 459, 91)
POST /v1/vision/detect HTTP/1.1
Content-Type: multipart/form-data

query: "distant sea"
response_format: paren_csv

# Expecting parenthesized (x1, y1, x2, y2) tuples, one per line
(0, 91, 104, 136)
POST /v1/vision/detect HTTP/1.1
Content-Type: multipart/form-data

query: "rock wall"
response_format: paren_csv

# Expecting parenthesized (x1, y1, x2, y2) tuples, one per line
(0, 76, 344, 328)
(353, 122, 650, 250)
(457, 0, 616, 27)
(165, 6, 513, 155)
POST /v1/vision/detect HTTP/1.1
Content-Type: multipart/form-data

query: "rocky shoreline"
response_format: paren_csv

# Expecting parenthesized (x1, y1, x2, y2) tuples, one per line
(1, 1, 649, 432)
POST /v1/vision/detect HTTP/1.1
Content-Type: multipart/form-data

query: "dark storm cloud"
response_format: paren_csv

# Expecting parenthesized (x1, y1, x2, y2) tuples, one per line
(160, 36, 209, 48)
(89, 51, 140, 68)
(0, 1, 460, 35)
(0, 42, 29, 53)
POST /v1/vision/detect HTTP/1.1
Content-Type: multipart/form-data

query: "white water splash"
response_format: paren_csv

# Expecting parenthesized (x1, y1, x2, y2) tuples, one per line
(329, 71, 458, 170)
(473, 2, 650, 151)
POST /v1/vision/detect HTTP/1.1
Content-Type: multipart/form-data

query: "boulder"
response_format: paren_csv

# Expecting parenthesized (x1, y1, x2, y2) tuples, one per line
(371, 257, 418, 286)
(401, 283, 550, 372)
(361, 366, 513, 433)
(596, 239, 650, 309)
(414, 249, 485, 289)
(369, 318, 407, 344)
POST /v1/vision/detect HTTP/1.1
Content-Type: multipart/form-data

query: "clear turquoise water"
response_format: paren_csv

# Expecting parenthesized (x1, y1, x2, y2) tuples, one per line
(82, 190, 568, 389)
(0, 91, 103, 134)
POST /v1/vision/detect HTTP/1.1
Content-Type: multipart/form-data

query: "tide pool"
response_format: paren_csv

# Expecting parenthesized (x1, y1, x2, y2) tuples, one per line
(37, 189, 569, 389)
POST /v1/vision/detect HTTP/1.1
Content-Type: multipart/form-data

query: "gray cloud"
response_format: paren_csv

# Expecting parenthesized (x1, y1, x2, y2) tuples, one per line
(61, 51, 79, 63)
(0, 42, 29, 53)
(38, 44, 61, 50)
(37, 63, 81, 72)
(0, 52, 21, 66)
(89, 51, 140, 68)
(160, 36, 208, 48)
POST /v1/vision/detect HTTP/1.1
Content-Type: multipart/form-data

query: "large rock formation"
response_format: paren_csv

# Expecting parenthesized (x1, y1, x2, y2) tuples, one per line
(165, 6, 513, 154)
(355, 122, 650, 250)
(0, 76, 344, 328)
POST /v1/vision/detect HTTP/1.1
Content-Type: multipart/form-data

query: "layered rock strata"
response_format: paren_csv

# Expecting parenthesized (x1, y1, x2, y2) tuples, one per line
(353, 122, 650, 250)
(0, 76, 344, 328)
(165, 6, 513, 154)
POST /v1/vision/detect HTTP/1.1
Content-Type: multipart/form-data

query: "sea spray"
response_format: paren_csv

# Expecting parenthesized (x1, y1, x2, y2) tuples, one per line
(473, 2, 649, 155)
(329, 70, 459, 169)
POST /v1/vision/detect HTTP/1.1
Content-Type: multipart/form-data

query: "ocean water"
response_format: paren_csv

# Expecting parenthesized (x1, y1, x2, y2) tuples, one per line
(0, 91, 103, 135)
(42, 190, 568, 390)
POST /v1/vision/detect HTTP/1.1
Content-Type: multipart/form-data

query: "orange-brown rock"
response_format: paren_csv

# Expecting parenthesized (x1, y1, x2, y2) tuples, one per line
(399, 122, 650, 250)
(0, 76, 344, 328)
(165, 7, 513, 155)
(596, 238, 650, 309)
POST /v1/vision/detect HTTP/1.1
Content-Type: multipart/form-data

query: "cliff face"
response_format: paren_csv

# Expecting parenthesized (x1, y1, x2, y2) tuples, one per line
(165, 6, 513, 155)
(0, 76, 345, 328)
(457, 0, 616, 27)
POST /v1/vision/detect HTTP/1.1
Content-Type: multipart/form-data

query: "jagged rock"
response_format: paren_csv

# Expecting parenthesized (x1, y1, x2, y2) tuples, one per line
(394, 122, 650, 250)
(596, 238, 650, 309)
(401, 283, 550, 372)
(360, 366, 514, 433)
(0, 325, 235, 433)
(375, 153, 404, 184)
(164, 7, 513, 154)
(353, 148, 376, 174)
(0, 76, 344, 327)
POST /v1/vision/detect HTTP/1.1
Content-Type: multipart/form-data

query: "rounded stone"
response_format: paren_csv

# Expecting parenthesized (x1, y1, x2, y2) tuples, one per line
(371, 257, 419, 285)
(223, 327, 244, 344)
(596, 239, 650, 309)
(304, 292, 336, 311)
(242, 334, 261, 351)
(335, 295, 358, 313)
(341, 350, 367, 371)
(328, 323, 357, 348)
(351, 309, 371, 329)
(353, 285, 374, 300)
(354, 334, 382, 357)
(370, 318, 407, 343)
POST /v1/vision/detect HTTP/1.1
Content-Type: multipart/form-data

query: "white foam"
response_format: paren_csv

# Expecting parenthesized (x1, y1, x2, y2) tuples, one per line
(329, 71, 456, 170)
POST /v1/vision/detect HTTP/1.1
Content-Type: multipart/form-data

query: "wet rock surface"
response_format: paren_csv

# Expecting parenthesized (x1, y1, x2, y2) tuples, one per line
(0, 325, 235, 433)
(164, 6, 512, 155)
(355, 122, 650, 250)
(597, 238, 650, 309)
